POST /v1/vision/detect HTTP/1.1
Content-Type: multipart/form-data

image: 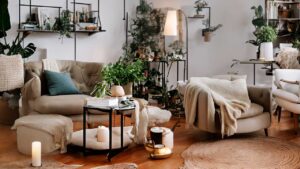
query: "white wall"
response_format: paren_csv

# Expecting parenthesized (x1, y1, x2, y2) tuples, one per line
(4, 0, 273, 86)
(4, 0, 139, 63)
(150, 0, 272, 86)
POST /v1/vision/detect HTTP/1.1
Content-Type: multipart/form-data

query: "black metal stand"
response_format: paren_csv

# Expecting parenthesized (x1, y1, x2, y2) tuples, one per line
(83, 106, 134, 161)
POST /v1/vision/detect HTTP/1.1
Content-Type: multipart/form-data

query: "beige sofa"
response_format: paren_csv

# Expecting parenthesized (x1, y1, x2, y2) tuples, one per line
(178, 81, 271, 136)
(21, 60, 105, 121)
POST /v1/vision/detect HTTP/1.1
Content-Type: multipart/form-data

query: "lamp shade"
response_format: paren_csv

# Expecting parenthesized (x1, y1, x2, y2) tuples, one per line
(164, 10, 178, 36)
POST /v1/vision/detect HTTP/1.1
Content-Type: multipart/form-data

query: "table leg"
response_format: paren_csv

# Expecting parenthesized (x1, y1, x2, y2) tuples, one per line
(253, 64, 256, 85)
(121, 112, 124, 149)
(107, 110, 113, 161)
(83, 107, 86, 156)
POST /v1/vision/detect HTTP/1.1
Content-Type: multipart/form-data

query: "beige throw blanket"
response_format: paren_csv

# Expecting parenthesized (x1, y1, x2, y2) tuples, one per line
(184, 77, 251, 137)
(12, 115, 73, 153)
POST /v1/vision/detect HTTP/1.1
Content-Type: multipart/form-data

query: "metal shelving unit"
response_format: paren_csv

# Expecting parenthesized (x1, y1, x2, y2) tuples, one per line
(18, 0, 106, 60)
(265, 0, 300, 43)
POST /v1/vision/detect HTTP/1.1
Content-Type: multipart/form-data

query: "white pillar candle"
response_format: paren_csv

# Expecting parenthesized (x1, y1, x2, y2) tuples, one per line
(97, 126, 109, 143)
(162, 128, 174, 149)
(32, 141, 42, 167)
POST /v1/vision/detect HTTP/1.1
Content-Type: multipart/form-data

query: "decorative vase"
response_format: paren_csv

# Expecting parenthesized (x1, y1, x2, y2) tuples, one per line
(204, 32, 211, 42)
(110, 85, 125, 97)
(122, 82, 133, 96)
(260, 42, 274, 61)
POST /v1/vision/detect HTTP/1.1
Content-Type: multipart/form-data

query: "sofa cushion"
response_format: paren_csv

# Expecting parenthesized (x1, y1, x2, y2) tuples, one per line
(44, 70, 80, 96)
(33, 95, 90, 115)
(239, 103, 264, 119)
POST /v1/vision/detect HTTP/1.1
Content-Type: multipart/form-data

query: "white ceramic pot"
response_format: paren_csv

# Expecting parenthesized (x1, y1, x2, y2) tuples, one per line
(260, 42, 274, 61)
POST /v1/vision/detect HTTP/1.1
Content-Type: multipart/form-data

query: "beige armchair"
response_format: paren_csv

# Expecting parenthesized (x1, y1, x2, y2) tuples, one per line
(178, 79, 272, 136)
(273, 69, 300, 132)
(21, 60, 106, 122)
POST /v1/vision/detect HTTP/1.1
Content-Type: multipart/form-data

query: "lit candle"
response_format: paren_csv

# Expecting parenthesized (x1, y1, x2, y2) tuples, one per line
(97, 126, 109, 142)
(32, 141, 42, 167)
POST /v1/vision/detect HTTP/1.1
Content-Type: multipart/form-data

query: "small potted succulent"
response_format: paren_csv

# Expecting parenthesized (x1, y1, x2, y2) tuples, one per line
(256, 25, 277, 61)
(194, 0, 208, 18)
(202, 24, 223, 42)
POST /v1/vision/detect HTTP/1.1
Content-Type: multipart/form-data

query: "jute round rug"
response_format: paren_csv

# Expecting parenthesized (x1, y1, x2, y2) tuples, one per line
(181, 137, 300, 169)
(0, 159, 79, 169)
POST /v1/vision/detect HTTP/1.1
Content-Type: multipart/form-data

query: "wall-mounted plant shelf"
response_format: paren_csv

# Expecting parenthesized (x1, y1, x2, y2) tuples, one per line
(17, 29, 106, 36)
(18, 0, 105, 60)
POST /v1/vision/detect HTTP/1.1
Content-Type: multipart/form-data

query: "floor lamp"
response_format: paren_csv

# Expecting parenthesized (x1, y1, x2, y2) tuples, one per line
(164, 9, 189, 80)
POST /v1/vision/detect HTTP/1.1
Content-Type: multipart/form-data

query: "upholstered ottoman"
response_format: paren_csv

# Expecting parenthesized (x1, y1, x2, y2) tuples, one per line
(12, 114, 73, 155)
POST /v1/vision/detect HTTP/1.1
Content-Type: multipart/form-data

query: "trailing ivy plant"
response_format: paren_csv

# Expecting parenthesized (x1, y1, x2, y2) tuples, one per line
(53, 10, 72, 39)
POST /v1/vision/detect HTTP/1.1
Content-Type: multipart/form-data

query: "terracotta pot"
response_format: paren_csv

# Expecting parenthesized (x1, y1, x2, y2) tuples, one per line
(204, 32, 211, 42)
(110, 85, 125, 97)
(122, 82, 133, 96)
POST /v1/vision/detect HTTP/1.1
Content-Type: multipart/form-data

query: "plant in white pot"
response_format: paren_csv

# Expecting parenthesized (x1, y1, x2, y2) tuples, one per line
(91, 59, 145, 97)
(256, 26, 277, 61)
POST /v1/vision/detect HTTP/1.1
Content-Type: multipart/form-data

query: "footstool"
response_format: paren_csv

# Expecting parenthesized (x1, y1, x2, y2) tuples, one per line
(12, 114, 73, 155)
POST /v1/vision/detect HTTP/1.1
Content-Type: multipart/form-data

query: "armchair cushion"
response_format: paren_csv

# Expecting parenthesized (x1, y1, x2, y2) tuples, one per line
(273, 89, 300, 104)
(239, 103, 264, 119)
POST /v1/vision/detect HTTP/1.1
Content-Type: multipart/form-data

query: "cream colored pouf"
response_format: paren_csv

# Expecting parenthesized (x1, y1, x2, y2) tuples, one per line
(13, 114, 73, 155)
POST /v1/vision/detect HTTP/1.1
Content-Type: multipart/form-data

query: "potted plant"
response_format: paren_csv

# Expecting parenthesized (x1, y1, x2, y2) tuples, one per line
(247, 5, 266, 59)
(168, 40, 185, 60)
(52, 10, 72, 40)
(202, 24, 222, 42)
(256, 25, 277, 61)
(96, 59, 145, 96)
(194, 0, 208, 18)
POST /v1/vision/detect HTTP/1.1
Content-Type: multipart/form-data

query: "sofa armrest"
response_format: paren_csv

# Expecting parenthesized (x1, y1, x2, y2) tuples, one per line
(248, 86, 271, 113)
(22, 73, 41, 100)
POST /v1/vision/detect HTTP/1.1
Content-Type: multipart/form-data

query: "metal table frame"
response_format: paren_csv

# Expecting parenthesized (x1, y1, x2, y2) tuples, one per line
(83, 105, 135, 161)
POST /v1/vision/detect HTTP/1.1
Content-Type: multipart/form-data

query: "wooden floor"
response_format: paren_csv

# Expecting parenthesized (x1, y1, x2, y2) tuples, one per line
(0, 112, 300, 169)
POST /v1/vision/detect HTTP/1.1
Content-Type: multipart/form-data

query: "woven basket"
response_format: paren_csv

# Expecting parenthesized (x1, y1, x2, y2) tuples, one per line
(0, 54, 24, 92)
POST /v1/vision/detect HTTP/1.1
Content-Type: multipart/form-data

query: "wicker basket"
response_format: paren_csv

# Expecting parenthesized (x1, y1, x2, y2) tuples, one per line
(0, 54, 24, 92)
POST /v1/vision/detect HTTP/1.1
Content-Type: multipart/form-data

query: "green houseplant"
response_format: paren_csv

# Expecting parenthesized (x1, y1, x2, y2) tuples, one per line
(247, 5, 267, 59)
(202, 24, 222, 42)
(194, 0, 208, 17)
(0, 0, 36, 58)
(256, 26, 277, 61)
(91, 59, 145, 97)
(52, 10, 72, 40)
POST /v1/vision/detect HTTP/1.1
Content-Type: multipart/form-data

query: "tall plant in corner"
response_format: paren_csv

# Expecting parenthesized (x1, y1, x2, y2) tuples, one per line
(247, 5, 267, 59)
(0, 0, 36, 58)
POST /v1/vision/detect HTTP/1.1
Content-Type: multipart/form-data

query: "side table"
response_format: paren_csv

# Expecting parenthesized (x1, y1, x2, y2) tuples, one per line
(83, 104, 135, 161)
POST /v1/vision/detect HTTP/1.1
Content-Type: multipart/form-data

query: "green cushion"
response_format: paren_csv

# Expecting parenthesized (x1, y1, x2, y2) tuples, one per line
(44, 70, 80, 96)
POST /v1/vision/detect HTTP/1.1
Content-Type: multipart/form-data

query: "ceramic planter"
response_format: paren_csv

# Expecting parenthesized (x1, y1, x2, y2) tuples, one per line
(122, 82, 133, 96)
(110, 85, 125, 97)
(204, 32, 211, 42)
(260, 42, 274, 61)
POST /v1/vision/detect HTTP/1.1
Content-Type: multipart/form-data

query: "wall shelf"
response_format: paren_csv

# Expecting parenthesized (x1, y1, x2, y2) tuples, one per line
(18, 0, 105, 60)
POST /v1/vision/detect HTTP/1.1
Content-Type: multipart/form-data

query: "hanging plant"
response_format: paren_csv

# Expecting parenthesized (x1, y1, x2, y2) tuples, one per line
(53, 10, 72, 39)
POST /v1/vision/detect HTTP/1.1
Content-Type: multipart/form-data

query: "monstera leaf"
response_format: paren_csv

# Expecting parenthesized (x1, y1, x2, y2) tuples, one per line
(0, 33, 36, 58)
(0, 0, 11, 38)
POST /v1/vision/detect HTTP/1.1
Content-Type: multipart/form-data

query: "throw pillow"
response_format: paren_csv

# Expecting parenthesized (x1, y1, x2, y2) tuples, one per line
(44, 70, 80, 96)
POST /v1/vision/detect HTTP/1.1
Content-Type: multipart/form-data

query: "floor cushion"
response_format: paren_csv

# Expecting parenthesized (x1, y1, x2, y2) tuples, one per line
(71, 126, 133, 150)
